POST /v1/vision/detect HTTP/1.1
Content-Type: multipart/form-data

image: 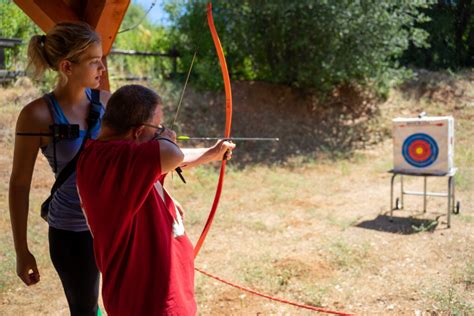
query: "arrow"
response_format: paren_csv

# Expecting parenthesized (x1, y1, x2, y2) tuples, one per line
(177, 136, 279, 141)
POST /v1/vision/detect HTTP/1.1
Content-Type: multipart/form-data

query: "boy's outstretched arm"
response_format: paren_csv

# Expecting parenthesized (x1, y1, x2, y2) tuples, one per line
(180, 140, 235, 169)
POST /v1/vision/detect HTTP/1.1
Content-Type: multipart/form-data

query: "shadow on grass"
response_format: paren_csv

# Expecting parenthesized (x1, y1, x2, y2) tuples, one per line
(355, 214, 441, 234)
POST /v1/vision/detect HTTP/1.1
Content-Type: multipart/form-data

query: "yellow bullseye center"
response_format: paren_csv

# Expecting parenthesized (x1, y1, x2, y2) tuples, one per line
(415, 147, 424, 155)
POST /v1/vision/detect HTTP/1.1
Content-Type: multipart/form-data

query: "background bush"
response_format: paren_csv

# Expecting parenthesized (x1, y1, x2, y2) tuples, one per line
(402, 0, 474, 70)
(164, 0, 434, 95)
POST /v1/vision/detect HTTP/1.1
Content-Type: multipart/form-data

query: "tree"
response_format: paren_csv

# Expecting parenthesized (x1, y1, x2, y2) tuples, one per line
(0, 0, 39, 69)
(165, 0, 434, 95)
(110, 3, 175, 80)
(402, 0, 474, 69)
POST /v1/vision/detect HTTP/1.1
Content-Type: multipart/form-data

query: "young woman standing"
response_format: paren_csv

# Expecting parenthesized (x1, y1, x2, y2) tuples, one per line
(9, 22, 110, 315)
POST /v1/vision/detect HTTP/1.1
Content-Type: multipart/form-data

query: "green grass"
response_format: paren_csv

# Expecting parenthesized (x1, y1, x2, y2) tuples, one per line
(303, 286, 328, 308)
(430, 286, 474, 315)
(459, 260, 474, 291)
(0, 174, 50, 293)
(326, 214, 360, 231)
(327, 241, 371, 271)
(235, 255, 331, 309)
(458, 214, 474, 223)
(411, 219, 439, 232)
(427, 260, 474, 315)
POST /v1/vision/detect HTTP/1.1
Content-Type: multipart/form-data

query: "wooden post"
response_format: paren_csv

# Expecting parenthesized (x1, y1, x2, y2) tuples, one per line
(100, 56, 109, 90)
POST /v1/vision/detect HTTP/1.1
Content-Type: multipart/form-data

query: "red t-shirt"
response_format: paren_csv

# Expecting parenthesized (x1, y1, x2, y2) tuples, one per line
(77, 139, 196, 316)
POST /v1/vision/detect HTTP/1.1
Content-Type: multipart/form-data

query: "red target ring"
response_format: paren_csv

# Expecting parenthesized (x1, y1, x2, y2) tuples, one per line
(402, 133, 439, 168)
(408, 140, 431, 162)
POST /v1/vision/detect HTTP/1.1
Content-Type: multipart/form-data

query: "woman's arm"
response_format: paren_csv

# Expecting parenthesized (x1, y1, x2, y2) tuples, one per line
(9, 99, 50, 286)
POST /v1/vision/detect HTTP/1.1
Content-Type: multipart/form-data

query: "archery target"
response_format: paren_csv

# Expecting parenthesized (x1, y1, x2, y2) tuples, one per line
(402, 133, 439, 168)
(393, 116, 454, 175)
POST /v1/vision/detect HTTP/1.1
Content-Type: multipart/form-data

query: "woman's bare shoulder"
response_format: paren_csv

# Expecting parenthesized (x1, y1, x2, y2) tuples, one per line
(17, 97, 52, 131)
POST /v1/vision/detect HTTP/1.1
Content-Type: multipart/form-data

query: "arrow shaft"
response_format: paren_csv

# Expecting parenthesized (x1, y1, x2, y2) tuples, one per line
(178, 136, 279, 141)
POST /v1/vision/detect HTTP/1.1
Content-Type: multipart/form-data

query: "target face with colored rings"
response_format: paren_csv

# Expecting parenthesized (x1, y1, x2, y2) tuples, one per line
(402, 133, 439, 168)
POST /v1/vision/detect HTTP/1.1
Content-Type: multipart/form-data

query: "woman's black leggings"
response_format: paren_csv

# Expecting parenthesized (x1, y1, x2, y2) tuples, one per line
(49, 227, 100, 316)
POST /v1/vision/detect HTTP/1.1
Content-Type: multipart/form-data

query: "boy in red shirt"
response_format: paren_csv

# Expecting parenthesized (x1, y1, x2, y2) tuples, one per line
(76, 85, 234, 315)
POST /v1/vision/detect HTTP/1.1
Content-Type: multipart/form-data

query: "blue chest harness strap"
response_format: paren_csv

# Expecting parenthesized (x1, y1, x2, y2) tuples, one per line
(40, 89, 101, 221)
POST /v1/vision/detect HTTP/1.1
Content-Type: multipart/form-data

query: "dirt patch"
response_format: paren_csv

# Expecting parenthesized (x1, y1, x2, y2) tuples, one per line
(273, 257, 334, 281)
(399, 69, 474, 108)
(177, 81, 380, 165)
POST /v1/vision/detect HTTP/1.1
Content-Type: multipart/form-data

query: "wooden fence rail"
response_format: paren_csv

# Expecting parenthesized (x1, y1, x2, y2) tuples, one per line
(0, 37, 180, 83)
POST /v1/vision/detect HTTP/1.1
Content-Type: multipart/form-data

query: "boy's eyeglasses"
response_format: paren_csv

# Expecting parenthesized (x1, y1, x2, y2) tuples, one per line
(142, 123, 166, 136)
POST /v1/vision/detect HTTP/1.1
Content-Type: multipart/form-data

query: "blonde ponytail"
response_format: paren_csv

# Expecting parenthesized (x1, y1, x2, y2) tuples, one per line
(26, 35, 52, 79)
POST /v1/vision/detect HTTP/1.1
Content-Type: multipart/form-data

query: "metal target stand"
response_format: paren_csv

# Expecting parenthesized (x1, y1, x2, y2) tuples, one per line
(389, 168, 460, 228)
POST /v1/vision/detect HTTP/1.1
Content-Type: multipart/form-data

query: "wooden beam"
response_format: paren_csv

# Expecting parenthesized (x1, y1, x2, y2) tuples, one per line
(99, 56, 110, 91)
(84, 0, 130, 55)
(13, 0, 56, 32)
(63, 0, 86, 19)
(34, 0, 80, 24)
(83, 0, 106, 26)
(13, 0, 129, 54)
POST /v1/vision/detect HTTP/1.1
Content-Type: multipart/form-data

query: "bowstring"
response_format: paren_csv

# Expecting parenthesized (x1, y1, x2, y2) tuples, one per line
(171, 10, 209, 130)
(171, 51, 197, 130)
(170, 7, 208, 188)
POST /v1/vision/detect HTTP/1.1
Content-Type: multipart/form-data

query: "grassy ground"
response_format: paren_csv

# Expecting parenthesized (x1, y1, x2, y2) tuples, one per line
(0, 71, 473, 315)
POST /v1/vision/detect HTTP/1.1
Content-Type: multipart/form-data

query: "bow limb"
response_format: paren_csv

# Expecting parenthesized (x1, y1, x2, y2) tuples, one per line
(194, 2, 233, 258)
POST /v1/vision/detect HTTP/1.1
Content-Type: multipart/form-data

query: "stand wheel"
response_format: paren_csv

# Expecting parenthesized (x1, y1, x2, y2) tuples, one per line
(453, 201, 460, 215)
(395, 198, 402, 210)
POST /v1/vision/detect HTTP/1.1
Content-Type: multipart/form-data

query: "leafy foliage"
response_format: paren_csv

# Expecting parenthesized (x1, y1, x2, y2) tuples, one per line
(0, 0, 39, 69)
(402, 1, 474, 70)
(164, 0, 434, 95)
(0, 0, 440, 98)
(110, 3, 176, 80)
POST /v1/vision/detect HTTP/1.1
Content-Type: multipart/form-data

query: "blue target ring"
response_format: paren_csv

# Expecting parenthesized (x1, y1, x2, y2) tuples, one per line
(402, 133, 439, 168)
